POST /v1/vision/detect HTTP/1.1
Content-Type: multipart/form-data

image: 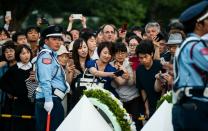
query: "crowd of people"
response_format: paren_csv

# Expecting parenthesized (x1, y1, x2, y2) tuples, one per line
(0, 1, 208, 130)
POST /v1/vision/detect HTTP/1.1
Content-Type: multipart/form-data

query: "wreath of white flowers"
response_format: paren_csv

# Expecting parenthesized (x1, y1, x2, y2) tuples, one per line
(84, 87, 136, 131)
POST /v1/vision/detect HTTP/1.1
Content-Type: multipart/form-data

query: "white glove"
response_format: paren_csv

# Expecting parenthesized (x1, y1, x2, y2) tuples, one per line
(44, 101, 54, 113)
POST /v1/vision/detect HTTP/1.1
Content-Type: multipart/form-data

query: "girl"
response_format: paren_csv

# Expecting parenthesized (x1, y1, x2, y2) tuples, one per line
(68, 38, 90, 111)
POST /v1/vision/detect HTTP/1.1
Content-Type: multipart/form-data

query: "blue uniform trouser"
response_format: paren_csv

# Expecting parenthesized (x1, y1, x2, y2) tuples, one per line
(35, 97, 64, 131)
(172, 98, 208, 131)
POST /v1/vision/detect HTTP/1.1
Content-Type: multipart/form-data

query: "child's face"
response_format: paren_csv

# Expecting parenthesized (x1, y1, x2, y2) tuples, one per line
(115, 51, 127, 63)
(169, 45, 178, 56)
(58, 53, 69, 66)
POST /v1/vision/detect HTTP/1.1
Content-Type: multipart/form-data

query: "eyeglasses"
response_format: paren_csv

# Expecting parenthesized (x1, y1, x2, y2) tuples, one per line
(129, 44, 138, 47)
(115, 52, 126, 56)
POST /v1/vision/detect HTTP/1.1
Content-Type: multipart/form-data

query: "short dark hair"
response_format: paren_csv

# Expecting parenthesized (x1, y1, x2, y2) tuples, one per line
(15, 45, 32, 62)
(2, 41, 16, 61)
(114, 42, 127, 53)
(97, 42, 114, 57)
(80, 31, 96, 43)
(0, 27, 10, 38)
(157, 32, 168, 42)
(64, 31, 72, 38)
(127, 35, 142, 45)
(25, 26, 40, 35)
(130, 26, 143, 33)
(136, 40, 154, 56)
(12, 32, 26, 42)
(95, 28, 102, 37)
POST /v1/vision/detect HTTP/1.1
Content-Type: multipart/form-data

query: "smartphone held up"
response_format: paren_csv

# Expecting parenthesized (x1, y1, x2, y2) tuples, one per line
(5, 11, 12, 21)
(71, 14, 82, 20)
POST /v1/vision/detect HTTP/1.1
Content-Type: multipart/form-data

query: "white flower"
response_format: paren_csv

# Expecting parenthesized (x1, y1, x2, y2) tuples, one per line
(85, 87, 134, 131)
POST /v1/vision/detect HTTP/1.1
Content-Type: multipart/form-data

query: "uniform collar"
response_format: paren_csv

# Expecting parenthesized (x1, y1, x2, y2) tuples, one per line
(17, 62, 32, 70)
(43, 44, 57, 57)
(43, 44, 52, 51)
(187, 33, 201, 38)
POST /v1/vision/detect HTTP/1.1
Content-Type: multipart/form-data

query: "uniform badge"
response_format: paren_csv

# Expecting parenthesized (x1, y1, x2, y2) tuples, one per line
(200, 48, 208, 55)
(54, 26, 60, 32)
(42, 58, 52, 64)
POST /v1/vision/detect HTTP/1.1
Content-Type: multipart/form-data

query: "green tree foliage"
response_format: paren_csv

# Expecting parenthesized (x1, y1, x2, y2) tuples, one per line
(0, 0, 36, 30)
(89, 0, 146, 27)
(142, 0, 199, 26)
(0, 0, 199, 30)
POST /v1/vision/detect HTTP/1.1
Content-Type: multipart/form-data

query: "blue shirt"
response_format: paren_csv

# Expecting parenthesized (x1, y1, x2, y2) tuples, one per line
(86, 60, 118, 97)
(36, 45, 69, 102)
(0, 63, 8, 103)
(0, 64, 8, 78)
(174, 33, 208, 89)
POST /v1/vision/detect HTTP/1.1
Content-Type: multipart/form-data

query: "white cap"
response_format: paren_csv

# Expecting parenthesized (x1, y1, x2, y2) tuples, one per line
(167, 33, 183, 45)
(202, 33, 208, 40)
(57, 45, 69, 56)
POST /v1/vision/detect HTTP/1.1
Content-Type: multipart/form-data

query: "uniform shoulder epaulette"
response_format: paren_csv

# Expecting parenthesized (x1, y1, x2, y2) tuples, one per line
(37, 49, 52, 57)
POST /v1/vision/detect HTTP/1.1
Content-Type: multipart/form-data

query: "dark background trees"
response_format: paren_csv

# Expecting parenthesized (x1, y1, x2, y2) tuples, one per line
(0, 0, 199, 30)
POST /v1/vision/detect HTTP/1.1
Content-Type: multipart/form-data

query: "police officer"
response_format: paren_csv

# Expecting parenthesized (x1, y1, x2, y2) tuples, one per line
(35, 25, 70, 131)
(173, 1, 208, 131)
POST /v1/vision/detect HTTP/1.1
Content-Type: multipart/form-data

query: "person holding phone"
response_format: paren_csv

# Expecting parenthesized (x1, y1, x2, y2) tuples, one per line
(154, 71, 173, 95)
(145, 22, 160, 40)
(86, 42, 128, 97)
(67, 14, 87, 41)
(4, 11, 14, 33)
(136, 40, 163, 119)
(110, 42, 143, 130)
(153, 32, 171, 62)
